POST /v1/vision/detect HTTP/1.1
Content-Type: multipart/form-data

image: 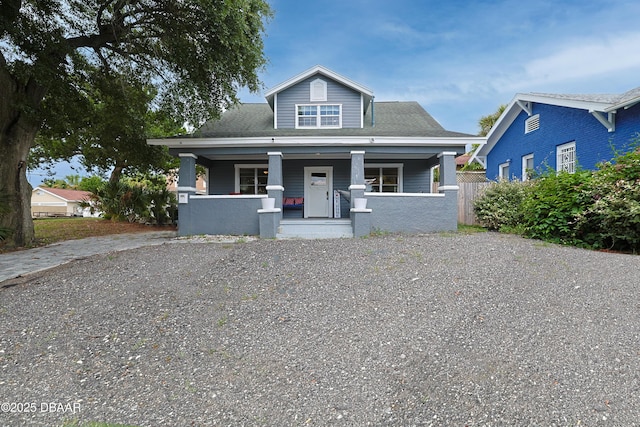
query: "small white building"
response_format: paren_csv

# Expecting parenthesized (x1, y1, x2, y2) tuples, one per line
(31, 187, 96, 217)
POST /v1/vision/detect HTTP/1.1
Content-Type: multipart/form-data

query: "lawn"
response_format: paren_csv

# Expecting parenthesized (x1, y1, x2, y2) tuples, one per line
(32, 217, 173, 247)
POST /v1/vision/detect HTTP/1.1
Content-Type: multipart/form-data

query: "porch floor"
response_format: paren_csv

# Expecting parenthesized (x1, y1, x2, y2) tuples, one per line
(277, 219, 353, 239)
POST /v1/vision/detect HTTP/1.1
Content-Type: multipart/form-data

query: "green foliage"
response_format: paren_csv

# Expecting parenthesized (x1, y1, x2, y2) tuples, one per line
(473, 138, 640, 252)
(78, 175, 106, 193)
(520, 169, 593, 245)
(576, 145, 640, 251)
(89, 174, 176, 225)
(478, 104, 507, 136)
(473, 179, 531, 231)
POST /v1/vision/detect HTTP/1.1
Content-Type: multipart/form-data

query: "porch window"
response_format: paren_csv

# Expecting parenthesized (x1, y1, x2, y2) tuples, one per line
(556, 142, 576, 173)
(364, 164, 403, 192)
(235, 165, 268, 194)
(296, 104, 341, 128)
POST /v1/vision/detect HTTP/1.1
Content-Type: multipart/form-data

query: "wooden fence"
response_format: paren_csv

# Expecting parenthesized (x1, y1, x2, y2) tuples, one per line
(433, 172, 492, 226)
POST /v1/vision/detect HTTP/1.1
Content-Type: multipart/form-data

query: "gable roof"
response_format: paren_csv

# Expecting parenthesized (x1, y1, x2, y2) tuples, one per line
(471, 85, 640, 163)
(33, 187, 91, 202)
(264, 65, 374, 112)
(191, 101, 473, 139)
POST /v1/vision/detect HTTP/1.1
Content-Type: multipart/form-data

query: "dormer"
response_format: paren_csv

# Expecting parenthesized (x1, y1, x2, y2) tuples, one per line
(265, 65, 374, 130)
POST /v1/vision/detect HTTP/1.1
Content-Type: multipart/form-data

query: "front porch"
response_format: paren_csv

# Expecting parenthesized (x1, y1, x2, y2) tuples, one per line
(175, 150, 460, 238)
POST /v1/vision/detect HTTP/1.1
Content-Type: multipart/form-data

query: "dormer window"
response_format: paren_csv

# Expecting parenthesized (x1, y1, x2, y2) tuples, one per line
(310, 78, 327, 101)
(296, 104, 342, 128)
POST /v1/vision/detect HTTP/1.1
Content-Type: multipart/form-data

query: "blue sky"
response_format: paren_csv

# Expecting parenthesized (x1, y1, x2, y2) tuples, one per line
(29, 0, 640, 186)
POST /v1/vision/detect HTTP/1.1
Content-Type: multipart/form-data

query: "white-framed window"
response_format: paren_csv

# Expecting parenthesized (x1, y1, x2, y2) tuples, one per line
(234, 164, 268, 194)
(556, 142, 576, 173)
(525, 114, 540, 133)
(310, 78, 327, 101)
(499, 162, 510, 180)
(295, 104, 342, 128)
(522, 153, 534, 181)
(364, 164, 403, 192)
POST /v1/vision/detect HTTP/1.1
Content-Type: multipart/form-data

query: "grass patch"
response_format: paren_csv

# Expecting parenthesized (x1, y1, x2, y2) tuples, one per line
(457, 224, 487, 234)
(30, 217, 173, 247)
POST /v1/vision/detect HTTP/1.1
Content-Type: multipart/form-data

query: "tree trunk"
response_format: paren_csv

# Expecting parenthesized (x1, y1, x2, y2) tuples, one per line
(0, 68, 46, 247)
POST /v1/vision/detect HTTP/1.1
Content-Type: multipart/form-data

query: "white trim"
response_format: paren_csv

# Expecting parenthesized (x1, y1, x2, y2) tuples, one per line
(437, 151, 458, 158)
(273, 93, 278, 129)
(295, 104, 342, 129)
(364, 163, 404, 192)
(191, 194, 267, 199)
(589, 110, 615, 132)
(258, 208, 282, 214)
(365, 192, 445, 198)
(234, 164, 269, 194)
(310, 78, 327, 102)
(177, 186, 198, 192)
(149, 135, 483, 148)
(525, 114, 540, 133)
(267, 151, 283, 157)
(350, 208, 373, 213)
(348, 184, 366, 190)
(304, 166, 333, 218)
(265, 65, 373, 98)
(178, 153, 198, 159)
(265, 185, 285, 191)
(522, 153, 534, 181)
(498, 162, 510, 180)
(350, 150, 366, 155)
(437, 185, 460, 191)
(556, 141, 576, 174)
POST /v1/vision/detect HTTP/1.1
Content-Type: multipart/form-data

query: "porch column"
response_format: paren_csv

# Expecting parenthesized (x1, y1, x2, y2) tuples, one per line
(177, 153, 198, 236)
(266, 151, 284, 213)
(349, 150, 366, 208)
(437, 151, 459, 192)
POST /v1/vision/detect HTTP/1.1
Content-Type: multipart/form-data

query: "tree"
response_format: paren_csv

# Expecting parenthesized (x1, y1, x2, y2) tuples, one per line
(0, 0, 271, 246)
(478, 104, 507, 137)
(33, 70, 184, 184)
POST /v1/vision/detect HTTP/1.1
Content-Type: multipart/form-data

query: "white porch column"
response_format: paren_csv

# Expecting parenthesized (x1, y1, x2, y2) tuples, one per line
(266, 151, 284, 212)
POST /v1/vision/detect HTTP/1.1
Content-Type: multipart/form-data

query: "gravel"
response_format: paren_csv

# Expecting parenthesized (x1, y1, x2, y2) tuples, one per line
(1, 232, 639, 426)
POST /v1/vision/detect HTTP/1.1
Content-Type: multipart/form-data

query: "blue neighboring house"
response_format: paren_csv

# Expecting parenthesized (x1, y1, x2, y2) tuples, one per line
(471, 87, 640, 181)
(149, 65, 482, 238)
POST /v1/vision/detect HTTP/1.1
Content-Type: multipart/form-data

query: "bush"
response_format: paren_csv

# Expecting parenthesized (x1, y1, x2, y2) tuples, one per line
(473, 179, 531, 231)
(576, 145, 640, 252)
(520, 169, 593, 245)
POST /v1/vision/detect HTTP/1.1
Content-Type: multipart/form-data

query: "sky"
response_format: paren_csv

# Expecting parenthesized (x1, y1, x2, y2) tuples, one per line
(28, 0, 640, 186)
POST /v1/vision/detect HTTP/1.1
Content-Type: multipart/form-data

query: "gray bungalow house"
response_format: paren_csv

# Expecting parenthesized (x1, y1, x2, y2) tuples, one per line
(148, 65, 482, 238)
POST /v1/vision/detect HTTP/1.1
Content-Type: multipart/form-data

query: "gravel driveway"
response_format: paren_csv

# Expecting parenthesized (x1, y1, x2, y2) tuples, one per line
(1, 232, 639, 426)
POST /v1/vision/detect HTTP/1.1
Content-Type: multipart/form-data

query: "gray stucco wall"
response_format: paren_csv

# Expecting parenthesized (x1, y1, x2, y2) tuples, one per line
(179, 195, 263, 236)
(367, 191, 458, 233)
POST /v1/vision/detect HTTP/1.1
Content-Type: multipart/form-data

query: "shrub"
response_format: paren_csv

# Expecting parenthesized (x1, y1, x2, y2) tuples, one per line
(576, 145, 640, 252)
(473, 179, 531, 231)
(520, 169, 593, 245)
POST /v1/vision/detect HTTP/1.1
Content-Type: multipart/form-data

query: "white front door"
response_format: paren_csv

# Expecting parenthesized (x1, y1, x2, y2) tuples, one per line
(304, 166, 333, 218)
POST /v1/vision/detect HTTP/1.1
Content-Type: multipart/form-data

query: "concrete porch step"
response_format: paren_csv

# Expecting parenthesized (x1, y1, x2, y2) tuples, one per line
(277, 219, 353, 239)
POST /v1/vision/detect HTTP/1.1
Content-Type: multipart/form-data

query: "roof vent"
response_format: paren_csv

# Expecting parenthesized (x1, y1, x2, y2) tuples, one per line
(525, 114, 540, 133)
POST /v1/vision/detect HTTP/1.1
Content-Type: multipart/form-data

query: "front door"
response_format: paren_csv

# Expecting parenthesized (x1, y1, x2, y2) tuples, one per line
(304, 166, 333, 218)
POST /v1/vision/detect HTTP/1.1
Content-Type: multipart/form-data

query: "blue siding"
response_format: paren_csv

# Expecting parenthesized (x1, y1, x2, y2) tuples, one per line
(487, 103, 640, 180)
(276, 75, 362, 129)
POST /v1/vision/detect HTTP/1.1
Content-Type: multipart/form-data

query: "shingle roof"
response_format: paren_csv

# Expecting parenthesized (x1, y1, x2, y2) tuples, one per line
(36, 187, 91, 201)
(192, 101, 473, 138)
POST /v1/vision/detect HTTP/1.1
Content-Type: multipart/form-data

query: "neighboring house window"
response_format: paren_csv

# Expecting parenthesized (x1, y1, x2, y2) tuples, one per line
(525, 114, 540, 133)
(499, 162, 510, 180)
(522, 154, 534, 181)
(557, 142, 576, 173)
(296, 104, 342, 128)
(310, 79, 327, 101)
(235, 164, 268, 194)
(364, 164, 403, 192)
